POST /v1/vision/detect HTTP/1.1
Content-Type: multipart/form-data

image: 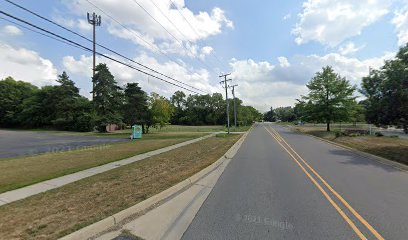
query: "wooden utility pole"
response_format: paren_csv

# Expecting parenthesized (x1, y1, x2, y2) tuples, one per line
(219, 73, 232, 134)
(87, 12, 101, 99)
(230, 84, 238, 128)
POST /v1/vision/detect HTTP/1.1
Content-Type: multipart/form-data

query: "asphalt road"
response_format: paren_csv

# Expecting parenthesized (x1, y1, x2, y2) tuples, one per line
(0, 130, 126, 159)
(182, 123, 408, 240)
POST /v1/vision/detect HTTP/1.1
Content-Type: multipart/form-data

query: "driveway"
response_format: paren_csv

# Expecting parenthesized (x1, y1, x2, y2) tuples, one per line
(0, 130, 127, 159)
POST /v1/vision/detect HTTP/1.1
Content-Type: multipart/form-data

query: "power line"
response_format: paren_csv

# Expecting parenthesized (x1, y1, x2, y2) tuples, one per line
(83, 0, 208, 93)
(0, 16, 88, 50)
(168, 0, 227, 68)
(3, 0, 207, 94)
(149, 0, 224, 70)
(0, 10, 202, 94)
(131, 0, 218, 74)
(169, 0, 201, 38)
(219, 73, 232, 134)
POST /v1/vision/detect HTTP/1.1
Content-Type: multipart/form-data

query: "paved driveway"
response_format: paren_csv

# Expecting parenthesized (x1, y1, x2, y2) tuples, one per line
(0, 130, 127, 159)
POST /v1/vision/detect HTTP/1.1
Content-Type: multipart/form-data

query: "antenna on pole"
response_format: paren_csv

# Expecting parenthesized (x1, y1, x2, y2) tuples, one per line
(87, 12, 101, 100)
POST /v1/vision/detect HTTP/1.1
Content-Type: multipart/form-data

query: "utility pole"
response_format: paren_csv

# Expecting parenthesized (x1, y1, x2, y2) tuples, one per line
(87, 12, 101, 99)
(230, 84, 238, 128)
(219, 73, 232, 134)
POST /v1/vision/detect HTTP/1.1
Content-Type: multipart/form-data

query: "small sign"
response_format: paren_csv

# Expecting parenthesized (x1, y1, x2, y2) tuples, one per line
(132, 125, 142, 139)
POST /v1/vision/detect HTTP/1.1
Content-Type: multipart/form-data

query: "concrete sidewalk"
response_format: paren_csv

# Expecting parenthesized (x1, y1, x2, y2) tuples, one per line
(60, 128, 251, 240)
(0, 135, 213, 207)
(96, 157, 231, 240)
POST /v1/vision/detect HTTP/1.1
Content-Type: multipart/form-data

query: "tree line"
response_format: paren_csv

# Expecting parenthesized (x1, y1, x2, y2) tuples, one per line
(0, 63, 262, 133)
(263, 44, 408, 133)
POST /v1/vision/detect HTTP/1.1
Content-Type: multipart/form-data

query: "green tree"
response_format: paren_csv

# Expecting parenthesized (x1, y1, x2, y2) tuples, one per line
(238, 105, 262, 125)
(0, 76, 38, 127)
(301, 66, 356, 131)
(361, 45, 408, 132)
(274, 106, 296, 122)
(170, 91, 186, 125)
(149, 92, 174, 129)
(263, 107, 276, 122)
(52, 71, 93, 131)
(123, 83, 148, 125)
(92, 63, 123, 132)
(360, 69, 384, 125)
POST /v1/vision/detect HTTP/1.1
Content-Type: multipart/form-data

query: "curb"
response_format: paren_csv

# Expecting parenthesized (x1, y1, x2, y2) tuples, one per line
(60, 128, 251, 240)
(0, 134, 214, 207)
(287, 126, 408, 172)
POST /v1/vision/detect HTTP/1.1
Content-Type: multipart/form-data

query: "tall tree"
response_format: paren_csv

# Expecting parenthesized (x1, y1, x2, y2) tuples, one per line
(92, 63, 123, 132)
(52, 71, 84, 130)
(149, 92, 174, 129)
(301, 66, 356, 131)
(263, 107, 276, 122)
(123, 83, 149, 130)
(361, 45, 408, 132)
(0, 77, 38, 127)
(274, 106, 296, 122)
(170, 91, 186, 125)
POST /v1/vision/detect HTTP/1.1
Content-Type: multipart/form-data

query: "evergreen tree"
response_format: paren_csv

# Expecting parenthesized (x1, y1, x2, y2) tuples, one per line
(92, 63, 123, 132)
(123, 83, 149, 129)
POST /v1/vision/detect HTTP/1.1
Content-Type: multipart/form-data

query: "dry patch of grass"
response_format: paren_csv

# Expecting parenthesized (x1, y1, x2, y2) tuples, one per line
(294, 127, 408, 165)
(294, 127, 337, 140)
(334, 136, 408, 165)
(0, 134, 240, 240)
(0, 132, 205, 193)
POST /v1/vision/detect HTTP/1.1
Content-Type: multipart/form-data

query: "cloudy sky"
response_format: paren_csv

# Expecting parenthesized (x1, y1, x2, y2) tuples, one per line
(0, 0, 407, 111)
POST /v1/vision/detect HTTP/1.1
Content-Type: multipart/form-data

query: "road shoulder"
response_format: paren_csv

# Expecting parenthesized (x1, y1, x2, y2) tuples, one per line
(286, 125, 408, 172)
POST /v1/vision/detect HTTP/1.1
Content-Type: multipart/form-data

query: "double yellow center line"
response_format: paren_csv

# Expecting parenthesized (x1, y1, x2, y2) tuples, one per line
(263, 124, 384, 240)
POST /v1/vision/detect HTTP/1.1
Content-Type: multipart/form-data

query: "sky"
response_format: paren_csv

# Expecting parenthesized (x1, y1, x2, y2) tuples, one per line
(0, 0, 407, 112)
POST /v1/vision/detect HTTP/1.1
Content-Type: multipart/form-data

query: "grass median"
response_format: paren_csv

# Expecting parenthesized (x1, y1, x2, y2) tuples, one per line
(0, 132, 205, 193)
(293, 126, 408, 165)
(0, 134, 241, 240)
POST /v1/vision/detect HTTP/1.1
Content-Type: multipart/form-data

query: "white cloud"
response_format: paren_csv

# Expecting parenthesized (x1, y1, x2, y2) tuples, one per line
(392, 8, 408, 45)
(229, 51, 395, 112)
(53, 15, 92, 32)
(293, 0, 391, 47)
(338, 42, 365, 55)
(2, 25, 23, 36)
(0, 43, 57, 86)
(277, 56, 291, 67)
(199, 46, 213, 60)
(60, 0, 233, 56)
(62, 53, 221, 97)
(283, 14, 291, 21)
(230, 59, 274, 82)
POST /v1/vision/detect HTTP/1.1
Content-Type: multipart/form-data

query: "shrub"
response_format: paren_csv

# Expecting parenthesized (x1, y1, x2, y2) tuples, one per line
(375, 132, 384, 137)
(343, 129, 369, 136)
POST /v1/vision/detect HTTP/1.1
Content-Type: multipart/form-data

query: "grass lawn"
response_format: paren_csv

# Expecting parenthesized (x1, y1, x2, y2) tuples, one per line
(294, 126, 408, 165)
(0, 132, 205, 193)
(2, 124, 251, 137)
(0, 134, 241, 240)
(147, 125, 251, 133)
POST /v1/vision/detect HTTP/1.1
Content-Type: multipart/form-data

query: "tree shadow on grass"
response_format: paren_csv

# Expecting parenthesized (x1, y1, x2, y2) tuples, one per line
(329, 148, 406, 173)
